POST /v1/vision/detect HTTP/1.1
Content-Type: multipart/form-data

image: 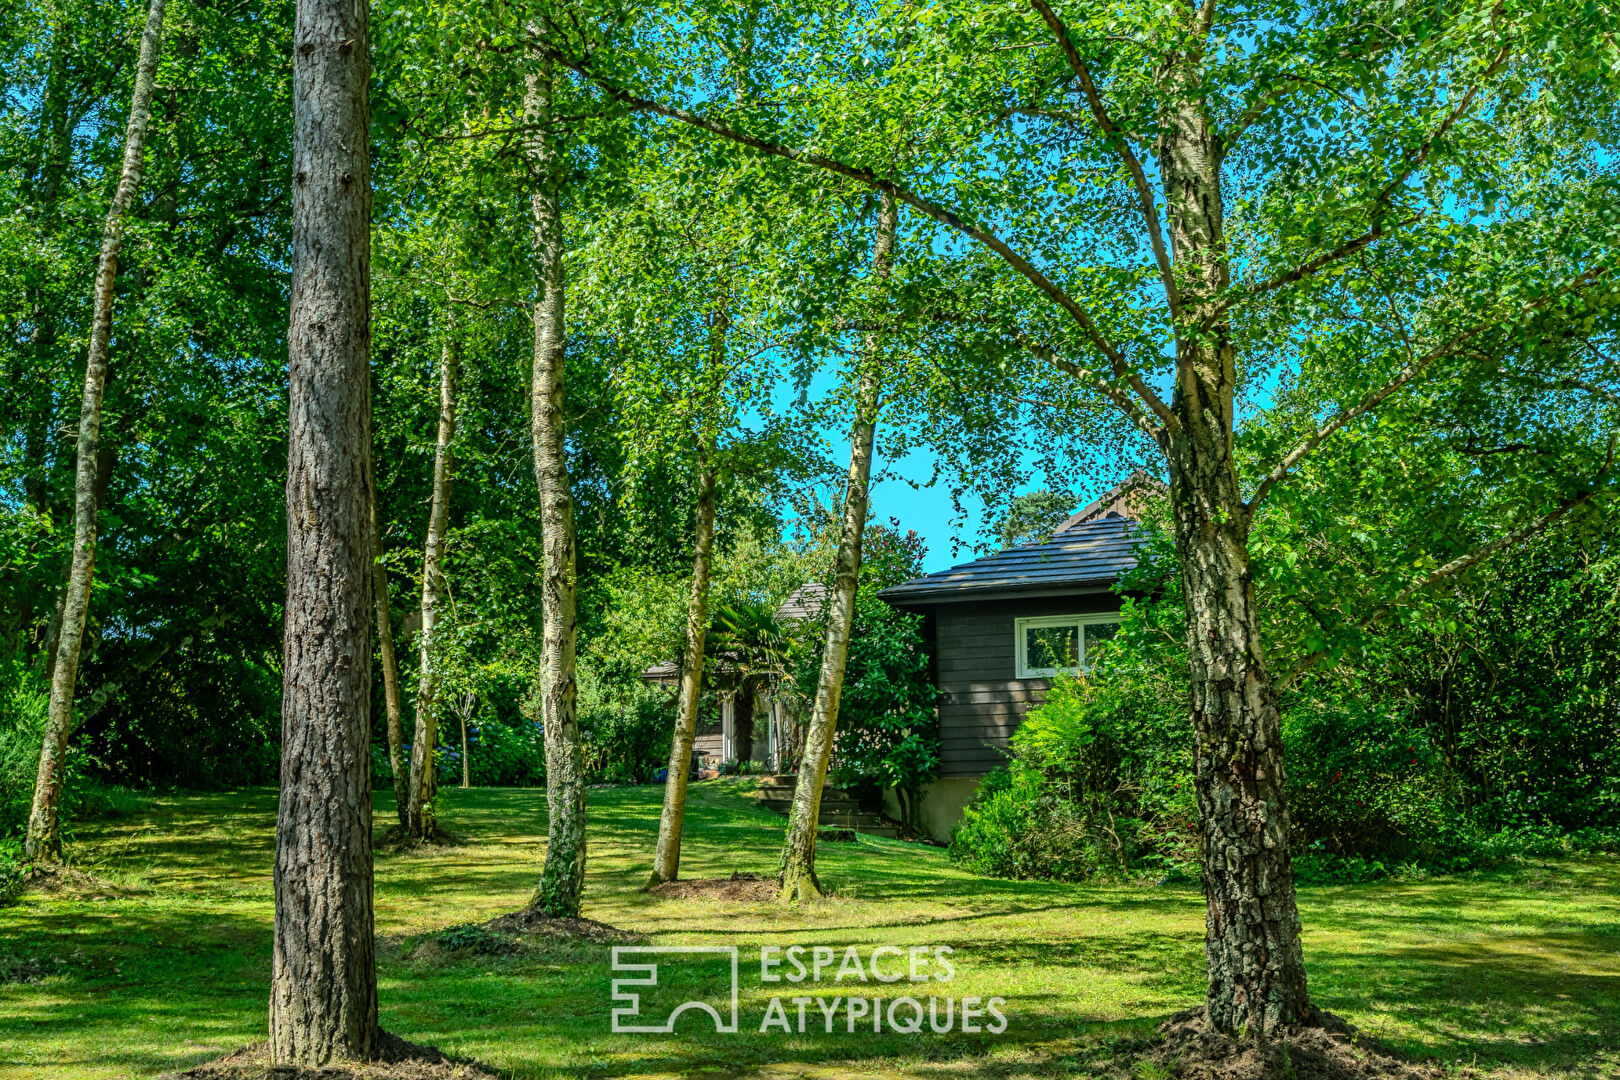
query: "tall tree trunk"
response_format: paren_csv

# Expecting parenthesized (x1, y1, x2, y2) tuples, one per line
(25, 0, 167, 863)
(777, 191, 897, 902)
(525, 56, 586, 917)
(1160, 74, 1310, 1034)
(648, 462, 718, 885)
(268, 0, 377, 1060)
(407, 321, 457, 841)
(371, 493, 408, 831)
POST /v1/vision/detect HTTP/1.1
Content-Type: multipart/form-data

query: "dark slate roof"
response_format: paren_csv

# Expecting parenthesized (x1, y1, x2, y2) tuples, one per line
(879, 512, 1144, 606)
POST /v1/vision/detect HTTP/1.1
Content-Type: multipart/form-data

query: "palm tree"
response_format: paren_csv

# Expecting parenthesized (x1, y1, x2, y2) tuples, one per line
(706, 601, 802, 769)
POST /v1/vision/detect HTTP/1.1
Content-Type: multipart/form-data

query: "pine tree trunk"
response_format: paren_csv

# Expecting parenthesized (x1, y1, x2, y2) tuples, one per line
(1160, 77, 1311, 1034)
(25, 0, 167, 863)
(407, 323, 457, 841)
(525, 56, 586, 917)
(649, 462, 718, 885)
(268, 0, 377, 1060)
(778, 191, 897, 902)
(371, 493, 409, 831)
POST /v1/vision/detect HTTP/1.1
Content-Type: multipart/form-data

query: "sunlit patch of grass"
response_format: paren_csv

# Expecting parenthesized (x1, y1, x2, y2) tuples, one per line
(1, 780, 1615, 1078)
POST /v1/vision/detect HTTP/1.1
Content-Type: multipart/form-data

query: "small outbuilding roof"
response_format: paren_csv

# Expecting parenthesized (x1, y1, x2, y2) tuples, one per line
(775, 582, 829, 623)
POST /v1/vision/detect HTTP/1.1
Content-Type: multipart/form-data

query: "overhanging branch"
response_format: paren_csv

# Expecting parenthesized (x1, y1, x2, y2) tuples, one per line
(1247, 267, 1608, 512)
(540, 42, 1180, 435)
(1027, 0, 1180, 320)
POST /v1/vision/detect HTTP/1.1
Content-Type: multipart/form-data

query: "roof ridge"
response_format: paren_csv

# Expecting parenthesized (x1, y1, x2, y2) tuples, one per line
(1054, 471, 1165, 533)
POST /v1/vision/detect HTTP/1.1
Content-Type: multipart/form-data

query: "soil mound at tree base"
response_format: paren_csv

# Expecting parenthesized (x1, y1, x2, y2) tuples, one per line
(1147, 1008, 1447, 1080)
(375, 826, 463, 852)
(160, 1031, 498, 1078)
(647, 871, 779, 901)
(479, 907, 642, 942)
(22, 865, 143, 901)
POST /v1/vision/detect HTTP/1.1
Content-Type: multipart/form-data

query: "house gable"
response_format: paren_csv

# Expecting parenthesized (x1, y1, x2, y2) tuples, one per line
(879, 479, 1154, 778)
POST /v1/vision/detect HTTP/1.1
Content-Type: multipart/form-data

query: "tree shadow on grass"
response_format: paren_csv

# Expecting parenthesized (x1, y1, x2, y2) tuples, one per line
(1307, 932, 1620, 1072)
(0, 901, 273, 1078)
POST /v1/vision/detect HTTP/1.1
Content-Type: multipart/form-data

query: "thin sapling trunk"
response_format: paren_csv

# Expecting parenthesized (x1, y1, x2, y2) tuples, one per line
(26, 0, 167, 862)
(777, 191, 897, 902)
(407, 319, 457, 841)
(371, 493, 409, 831)
(648, 461, 718, 885)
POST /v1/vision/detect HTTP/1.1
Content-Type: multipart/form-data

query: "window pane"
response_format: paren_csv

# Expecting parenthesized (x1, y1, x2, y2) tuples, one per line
(1083, 620, 1120, 664)
(1026, 624, 1079, 671)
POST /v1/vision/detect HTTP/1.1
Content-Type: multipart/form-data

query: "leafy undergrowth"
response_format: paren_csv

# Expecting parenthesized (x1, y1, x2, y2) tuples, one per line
(1, 780, 1616, 1079)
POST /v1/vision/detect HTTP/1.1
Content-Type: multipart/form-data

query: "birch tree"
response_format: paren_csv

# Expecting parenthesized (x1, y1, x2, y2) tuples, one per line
(26, 0, 167, 862)
(524, 54, 588, 917)
(573, 135, 836, 884)
(406, 310, 460, 841)
(778, 191, 896, 901)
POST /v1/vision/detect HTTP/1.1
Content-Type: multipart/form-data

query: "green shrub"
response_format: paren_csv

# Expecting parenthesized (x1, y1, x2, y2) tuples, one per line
(826, 580, 940, 832)
(949, 765, 1126, 879)
(0, 668, 47, 838)
(0, 837, 25, 906)
(577, 666, 673, 785)
(949, 605, 1200, 882)
(463, 718, 548, 787)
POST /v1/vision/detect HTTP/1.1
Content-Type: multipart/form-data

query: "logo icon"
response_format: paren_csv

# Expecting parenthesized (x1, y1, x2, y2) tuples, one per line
(610, 946, 740, 1033)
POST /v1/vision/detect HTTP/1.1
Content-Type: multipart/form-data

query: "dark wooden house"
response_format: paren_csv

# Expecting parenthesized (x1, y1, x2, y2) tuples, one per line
(878, 481, 1149, 839)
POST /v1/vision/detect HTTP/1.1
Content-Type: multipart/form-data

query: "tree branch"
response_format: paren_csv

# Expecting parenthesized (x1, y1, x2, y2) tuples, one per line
(1027, 0, 1180, 320)
(542, 42, 1180, 435)
(1216, 39, 1514, 321)
(1275, 437, 1614, 694)
(1010, 333, 1165, 444)
(1247, 267, 1607, 511)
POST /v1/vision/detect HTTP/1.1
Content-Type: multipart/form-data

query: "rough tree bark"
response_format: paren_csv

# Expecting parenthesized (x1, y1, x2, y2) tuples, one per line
(406, 321, 458, 841)
(25, 0, 167, 863)
(371, 493, 409, 831)
(1159, 67, 1311, 1034)
(648, 461, 718, 885)
(777, 190, 897, 902)
(525, 56, 587, 917)
(267, 0, 377, 1060)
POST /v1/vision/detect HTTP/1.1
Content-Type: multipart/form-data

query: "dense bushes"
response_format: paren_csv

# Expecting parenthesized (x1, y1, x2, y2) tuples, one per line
(949, 597, 1199, 880)
(0, 662, 47, 839)
(578, 670, 674, 785)
(950, 522, 1620, 884)
(827, 582, 940, 831)
(1, 660, 148, 867)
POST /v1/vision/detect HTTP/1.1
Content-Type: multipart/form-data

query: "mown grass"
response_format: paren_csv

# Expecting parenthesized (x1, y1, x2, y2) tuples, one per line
(1, 781, 1616, 1079)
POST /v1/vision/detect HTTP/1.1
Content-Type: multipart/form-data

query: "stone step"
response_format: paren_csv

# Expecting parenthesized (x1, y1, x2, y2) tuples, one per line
(751, 777, 902, 838)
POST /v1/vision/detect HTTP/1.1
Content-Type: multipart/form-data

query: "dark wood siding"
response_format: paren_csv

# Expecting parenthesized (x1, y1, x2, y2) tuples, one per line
(931, 593, 1122, 777)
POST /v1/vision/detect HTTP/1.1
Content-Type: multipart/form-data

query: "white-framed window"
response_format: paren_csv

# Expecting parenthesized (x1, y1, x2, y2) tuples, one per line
(1014, 614, 1122, 678)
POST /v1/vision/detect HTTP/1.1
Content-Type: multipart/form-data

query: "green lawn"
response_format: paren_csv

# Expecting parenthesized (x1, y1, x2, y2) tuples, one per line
(2, 781, 1617, 1079)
